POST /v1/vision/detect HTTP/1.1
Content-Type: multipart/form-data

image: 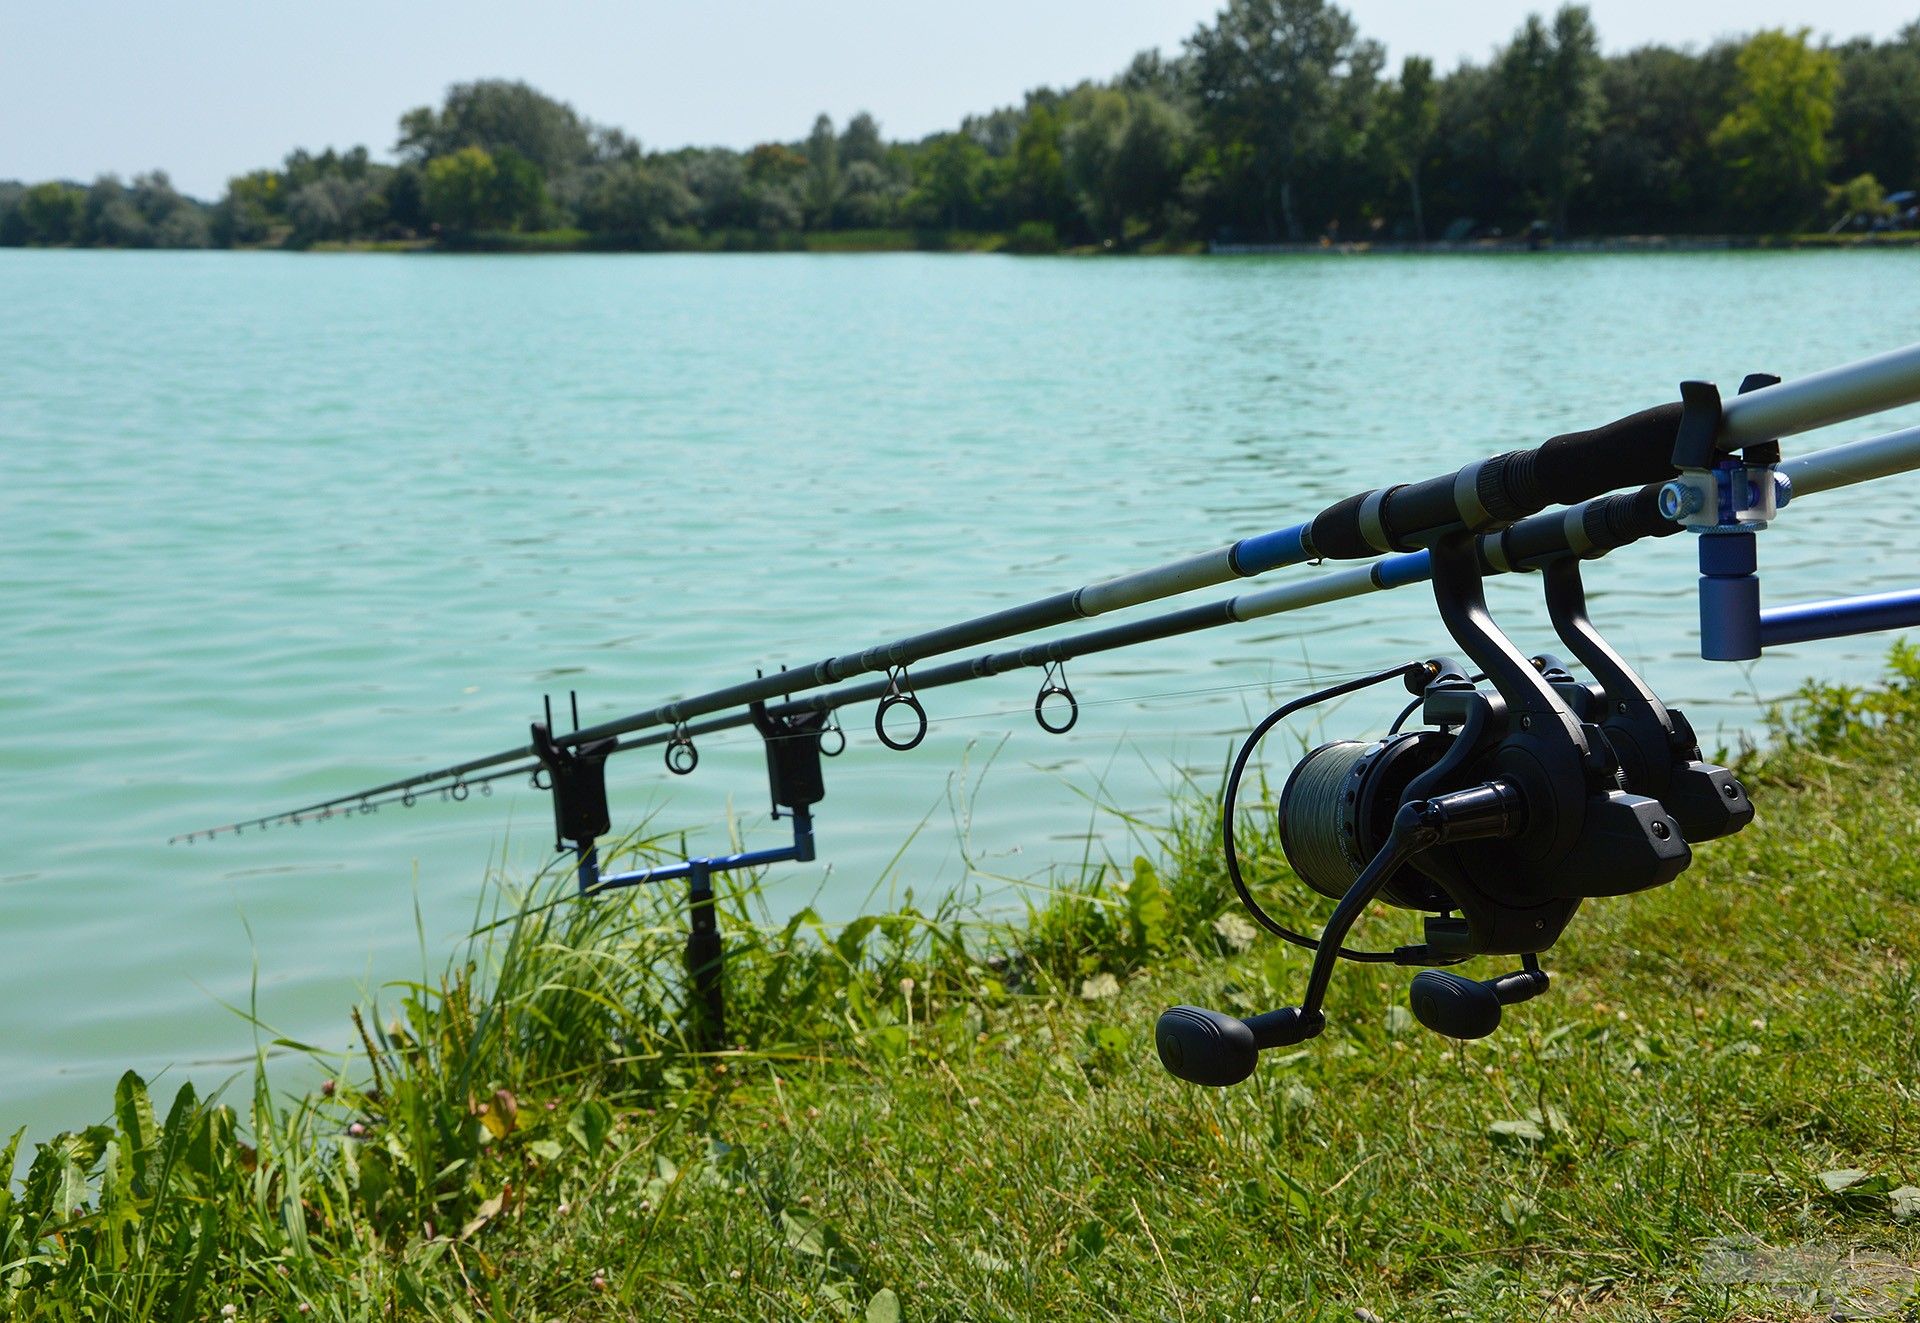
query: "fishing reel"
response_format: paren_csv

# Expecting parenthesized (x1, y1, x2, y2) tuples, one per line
(1156, 532, 1753, 1086)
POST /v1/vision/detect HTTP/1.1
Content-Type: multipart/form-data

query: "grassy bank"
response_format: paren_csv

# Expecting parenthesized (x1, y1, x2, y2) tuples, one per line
(9, 653, 1920, 1320)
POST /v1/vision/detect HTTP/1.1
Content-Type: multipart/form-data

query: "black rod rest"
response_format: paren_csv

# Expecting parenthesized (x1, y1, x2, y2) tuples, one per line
(534, 700, 830, 1051)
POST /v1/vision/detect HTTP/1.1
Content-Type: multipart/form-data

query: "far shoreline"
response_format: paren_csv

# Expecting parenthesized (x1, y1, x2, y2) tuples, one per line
(8, 227, 1918, 257)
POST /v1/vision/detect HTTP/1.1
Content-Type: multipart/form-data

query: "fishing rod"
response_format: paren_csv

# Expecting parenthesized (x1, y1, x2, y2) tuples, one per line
(174, 340, 1920, 842)
(174, 343, 1920, 1052)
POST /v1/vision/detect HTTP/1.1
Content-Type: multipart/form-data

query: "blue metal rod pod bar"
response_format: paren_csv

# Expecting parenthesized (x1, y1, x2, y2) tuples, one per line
(1759, 590, 1920, 649)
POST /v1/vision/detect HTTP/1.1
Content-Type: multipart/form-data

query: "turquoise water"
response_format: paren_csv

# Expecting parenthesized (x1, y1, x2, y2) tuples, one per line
(3, 248, 1917, 1136)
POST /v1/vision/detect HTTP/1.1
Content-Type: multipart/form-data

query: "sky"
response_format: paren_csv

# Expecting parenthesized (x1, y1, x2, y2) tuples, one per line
(2, 1, 1914, 200)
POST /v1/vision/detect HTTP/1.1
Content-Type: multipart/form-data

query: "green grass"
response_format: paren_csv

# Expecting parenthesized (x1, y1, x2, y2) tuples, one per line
(800, 229, 924, 253)
(9, 651, 1920, 1320)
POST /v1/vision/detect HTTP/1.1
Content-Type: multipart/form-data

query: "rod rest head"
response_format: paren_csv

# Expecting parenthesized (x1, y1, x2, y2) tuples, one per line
(749, 700, 828, 813)
(531, 722, 614, 850)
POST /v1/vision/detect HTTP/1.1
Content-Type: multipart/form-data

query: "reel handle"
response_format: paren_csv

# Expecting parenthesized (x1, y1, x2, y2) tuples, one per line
(1408, 961, 1549, 1040)
(1154, 1006, 1324, 1087)
(1158, 779, 1523, 1087)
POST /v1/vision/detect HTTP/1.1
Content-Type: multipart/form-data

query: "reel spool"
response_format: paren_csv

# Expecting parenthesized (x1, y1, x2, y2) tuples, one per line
(1278, 732, 1453, 909)
(1157, 531, 1753, 1087)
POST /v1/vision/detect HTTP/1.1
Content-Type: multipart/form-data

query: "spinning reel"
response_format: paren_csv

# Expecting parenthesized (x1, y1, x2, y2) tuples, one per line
(1156, 532, 1754, 1086)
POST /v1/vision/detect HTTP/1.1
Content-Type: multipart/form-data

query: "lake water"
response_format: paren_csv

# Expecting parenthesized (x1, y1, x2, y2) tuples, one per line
(4, 248, 1917, 1137)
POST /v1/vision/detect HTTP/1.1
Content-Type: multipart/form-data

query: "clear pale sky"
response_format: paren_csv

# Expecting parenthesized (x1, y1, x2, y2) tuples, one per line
(2, 1, 1912, 199)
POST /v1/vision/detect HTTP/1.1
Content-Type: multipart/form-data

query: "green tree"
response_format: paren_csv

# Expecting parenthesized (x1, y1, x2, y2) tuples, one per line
(1825, 172, 1892, 231)
(287, 176, 382, 244)
(1065, 90, 1192, 242)
(0, 183, 27, 246)
(1580, 43, 1738, 234)
(910, 133, 988, 229)
(836, 161, 899, 227)
(804, 114, 841, 227)
(1376, 55, 1437, 238)
(746, 143, 808, 187)
(398, 81, 595, 178)
(839, 112, 886, 167)
(1830, 28, 1920, 195)
(422, 147, 497, 232)
(18, 182, 86, 244)
(1711, 28, 1840, 229)
(87, 175, 149, 247)
(1010, 100, 1075, 231)
(216, 170, 284, 244)
(576, 159, 697, 244)
(1493, 5, 1603, 232)
(421, 146, 547, 233)
(1188, 0, 1375, 240)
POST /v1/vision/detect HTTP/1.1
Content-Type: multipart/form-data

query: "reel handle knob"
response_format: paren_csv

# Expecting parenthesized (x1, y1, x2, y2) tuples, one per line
(1408, 965, 1550, 1040)
(1155, 1005, 1325, 1087)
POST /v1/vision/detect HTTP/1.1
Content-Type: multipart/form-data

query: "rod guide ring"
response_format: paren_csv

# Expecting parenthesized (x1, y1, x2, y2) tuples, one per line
(1034, 660, 1079, 734)
(818, 714, 847, 757)
(665, 724, 699, 776)
(875, 665, 927, 751)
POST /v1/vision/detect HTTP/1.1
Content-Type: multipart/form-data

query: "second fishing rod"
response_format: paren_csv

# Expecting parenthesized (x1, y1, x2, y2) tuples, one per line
(174, 338, 1920, 842)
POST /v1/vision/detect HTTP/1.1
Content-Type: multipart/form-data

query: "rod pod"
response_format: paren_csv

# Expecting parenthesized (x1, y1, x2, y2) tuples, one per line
(537, 700, 830, 1052)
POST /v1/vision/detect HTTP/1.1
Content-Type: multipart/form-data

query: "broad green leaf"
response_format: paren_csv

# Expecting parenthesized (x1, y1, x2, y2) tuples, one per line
(114, 1072, 156, 1158)
(1127, 856, 1171, 953)
(782, 1209, 850, 1261)
(834, 916, 881, 964)
(57, 1150, 90, 1221)
(1818, 1168, 1891, 1199)
(1274, 1170, 1315, 1217)
(1489, 1118, 1546, 1147)
(567, 1099, 613, 1156)
(460, 1190, 506, 1240)
(0, 1127, 23, 1193)
(866, 1288, 902, 1323)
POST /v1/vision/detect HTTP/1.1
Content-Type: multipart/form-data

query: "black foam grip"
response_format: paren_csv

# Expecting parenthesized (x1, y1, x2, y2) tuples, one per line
(1496, 513, 1568, 569)
(1305, 404, 1683, 562)
(1594, 483, 1682, 549)
(1379, 474, 1461, 548)
(1514, 402, 1684, 510)
(1488, 482, 1683, 571)
(1306, 490, 1375, 560)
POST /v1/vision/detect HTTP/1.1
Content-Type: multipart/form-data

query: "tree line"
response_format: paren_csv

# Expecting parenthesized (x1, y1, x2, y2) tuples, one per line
(4, 0, 1917, 253)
